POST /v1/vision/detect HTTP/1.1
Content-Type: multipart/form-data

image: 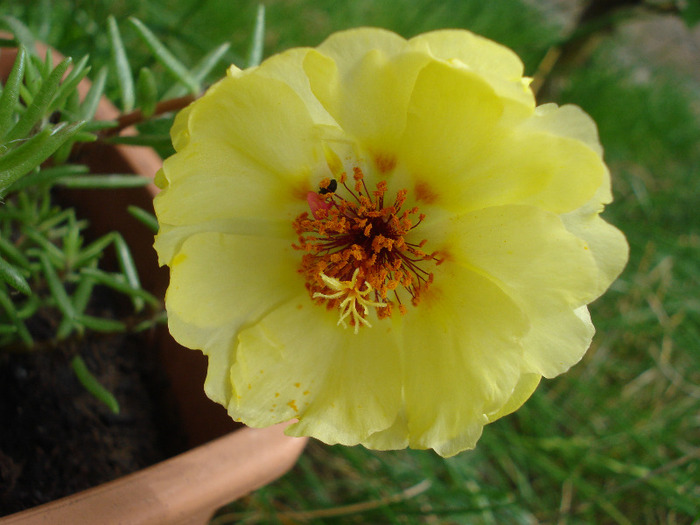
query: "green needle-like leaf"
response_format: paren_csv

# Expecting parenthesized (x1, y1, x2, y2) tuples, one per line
(0, 122, 86, 198)
(79, 65, 108, 121)
(55, 174, 151, 189)
(74, 234, 115, 268)
(133, 311, 167, 332)
(25, 246, 64, 272)
(37, 251, 75, 323)
(76, 314, 126, 333)
(135, 67, 158, 117)
(21, 54, 41, 101)
(162, 42, 230, 99)
(107, 16, 135, 112)
(0, 255, 31, 295)
(16, 294, 41, 319)
(112, 233, 144, 311)
(70, 131, 97, 143)
(71, 355, 120, 414)
(127, 205, 159, 234)
(36, 207, 75, 233)
(4, 163, 87, 193)
(112, 234, 140, 290)
(0, 283, 33, 346)
(0, 324, 18, 336)
(247, 3, 266, 68)
(0, 16, 36, 53)
(41, 49, 54, 78)
(0, 236, 31, 270)
(129, 17, 199, 94)
(64, 87, 81, 118)
(49, 55, 90, 113)
(4, 56, 72, 144)
(71, 272, 96, 315)
(80, 267, 160, 308)
(35, 0, 51, 41)
(18, 83, 32, 108)
(81, 120, 118, 133)
(55, 316, 76, 341)
(61, 212, 81, 266)
(192, 42, 231, 84)
(0, 46, 26, 141)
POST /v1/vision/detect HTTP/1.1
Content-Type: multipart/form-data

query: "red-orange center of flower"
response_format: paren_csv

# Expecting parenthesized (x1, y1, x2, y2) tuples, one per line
(292, 167, 440, 329)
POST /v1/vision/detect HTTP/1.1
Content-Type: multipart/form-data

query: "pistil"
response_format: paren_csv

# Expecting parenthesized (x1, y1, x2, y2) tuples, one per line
(313, 269, 387, 334)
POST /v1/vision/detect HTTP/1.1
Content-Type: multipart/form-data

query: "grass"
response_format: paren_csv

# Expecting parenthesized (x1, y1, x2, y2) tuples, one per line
(2, 0, 698, 523)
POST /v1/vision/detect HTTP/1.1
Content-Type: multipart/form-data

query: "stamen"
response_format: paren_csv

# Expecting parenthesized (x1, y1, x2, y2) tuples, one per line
(293, 164, 439, 332)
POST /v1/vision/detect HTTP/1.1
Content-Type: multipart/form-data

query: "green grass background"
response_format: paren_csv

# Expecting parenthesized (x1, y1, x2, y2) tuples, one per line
(2, 0, 698, 523)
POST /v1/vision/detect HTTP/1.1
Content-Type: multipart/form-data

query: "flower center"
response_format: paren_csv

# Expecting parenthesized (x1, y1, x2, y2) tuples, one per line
(292, 167, 440, 332)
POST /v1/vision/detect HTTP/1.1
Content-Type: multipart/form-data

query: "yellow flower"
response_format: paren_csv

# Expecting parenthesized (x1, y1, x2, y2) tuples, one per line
(154, 28, 628, 457)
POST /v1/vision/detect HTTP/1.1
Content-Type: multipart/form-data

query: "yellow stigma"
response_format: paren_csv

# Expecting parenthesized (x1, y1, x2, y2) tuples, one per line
(313, 269, 387, 334)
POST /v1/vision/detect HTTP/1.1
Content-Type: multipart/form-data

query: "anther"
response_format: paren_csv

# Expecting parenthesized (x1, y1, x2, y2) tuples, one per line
(293, 165, 439, 331)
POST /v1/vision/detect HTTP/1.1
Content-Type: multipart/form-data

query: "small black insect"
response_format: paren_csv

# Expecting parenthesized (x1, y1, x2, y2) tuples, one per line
(318, 179, 338, 194)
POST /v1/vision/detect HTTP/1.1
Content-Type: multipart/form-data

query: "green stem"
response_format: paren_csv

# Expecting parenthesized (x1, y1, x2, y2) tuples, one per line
(70, 355, 120, 414)
(99, 94, 195, 138)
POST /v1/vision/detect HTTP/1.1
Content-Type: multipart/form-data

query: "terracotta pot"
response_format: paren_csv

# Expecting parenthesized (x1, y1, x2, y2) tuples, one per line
(0, 40, 306, 524)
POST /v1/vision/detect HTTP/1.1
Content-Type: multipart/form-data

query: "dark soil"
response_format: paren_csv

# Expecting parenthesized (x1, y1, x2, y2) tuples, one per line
(0, 309, 187, 516)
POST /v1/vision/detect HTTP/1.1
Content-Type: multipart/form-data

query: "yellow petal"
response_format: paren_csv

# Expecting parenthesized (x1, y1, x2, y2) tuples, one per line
(397, 61, 604, 215)
(486, 373, 541, 423)
(407, 126, 605, 216)
(525, 103, 604, 157)
(442, 205, 599, 377)
(304, 45, 431, 158)
(232, 297, 403, 445)
(153, 143, 304, 264)
(397, 58, 504, 194)
(408, 29, 535, 113)
(553, 110, 628, 298)
(399, 264, 529, 456)
(447, 205, 599, 304)
(254, 48, 338, 127)
(360, 412, 410, 451)
(484, 129, 605, 214)
(153, 67, 328, 265)
(169, 101, 194, 153)
(315, 27, 408, 69)
(163, 68, 323, 184)
(561, 189, 629, 298)
(156, 149, 302, 221)
(520, 300, 596, 378)
(154, 218, 292, 272)
(165, 232, 299, 404)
